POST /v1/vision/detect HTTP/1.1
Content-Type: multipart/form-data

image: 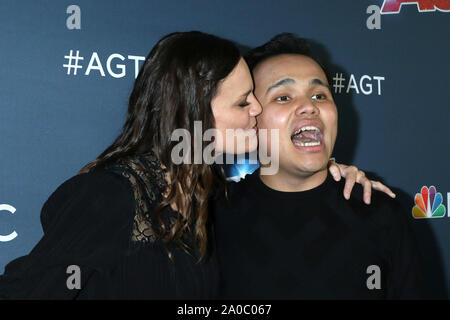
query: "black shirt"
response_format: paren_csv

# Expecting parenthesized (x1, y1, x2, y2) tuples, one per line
(0, 152, 219, 299)
(213, 169, 425, 299)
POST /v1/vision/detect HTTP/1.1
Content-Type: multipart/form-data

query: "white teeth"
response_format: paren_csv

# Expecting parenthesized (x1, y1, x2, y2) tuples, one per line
(293, 125, 320, 136)
(293, 141, 321, 147)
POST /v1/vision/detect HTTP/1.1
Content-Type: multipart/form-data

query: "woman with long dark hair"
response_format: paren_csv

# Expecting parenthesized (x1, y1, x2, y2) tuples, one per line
(0, 31, 393, 299)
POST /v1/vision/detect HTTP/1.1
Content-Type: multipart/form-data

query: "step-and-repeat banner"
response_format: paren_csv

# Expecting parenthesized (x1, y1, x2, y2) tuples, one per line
(1, 0, 449, 298)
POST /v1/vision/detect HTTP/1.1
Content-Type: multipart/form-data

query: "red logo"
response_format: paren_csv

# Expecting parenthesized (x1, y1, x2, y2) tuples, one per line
(381, 0, 450, 14)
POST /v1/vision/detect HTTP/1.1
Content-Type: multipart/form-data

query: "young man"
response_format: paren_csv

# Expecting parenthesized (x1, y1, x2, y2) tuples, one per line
(213, 33, 425, 299)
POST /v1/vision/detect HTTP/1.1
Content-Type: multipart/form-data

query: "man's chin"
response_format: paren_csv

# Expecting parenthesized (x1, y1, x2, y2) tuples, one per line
(288, 155, 330, 175)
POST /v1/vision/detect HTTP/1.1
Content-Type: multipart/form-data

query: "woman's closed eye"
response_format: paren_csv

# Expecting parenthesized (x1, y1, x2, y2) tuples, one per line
(238, 101, 250, 107)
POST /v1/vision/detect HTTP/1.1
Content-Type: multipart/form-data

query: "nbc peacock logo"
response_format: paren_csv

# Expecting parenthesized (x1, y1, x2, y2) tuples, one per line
(412, 186, 446, 219)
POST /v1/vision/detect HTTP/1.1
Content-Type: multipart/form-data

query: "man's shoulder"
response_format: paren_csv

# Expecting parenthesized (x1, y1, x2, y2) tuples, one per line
(331, 178, 410, 226)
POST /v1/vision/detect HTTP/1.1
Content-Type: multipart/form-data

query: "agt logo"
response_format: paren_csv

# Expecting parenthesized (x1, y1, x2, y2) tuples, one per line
(381, 0, 450, 14)
(412, 186, 448, 219)
(366, 0, 450, 30)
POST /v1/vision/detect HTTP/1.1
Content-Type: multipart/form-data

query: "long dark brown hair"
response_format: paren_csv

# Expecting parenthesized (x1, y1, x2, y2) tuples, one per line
(79, 31, 241, 260)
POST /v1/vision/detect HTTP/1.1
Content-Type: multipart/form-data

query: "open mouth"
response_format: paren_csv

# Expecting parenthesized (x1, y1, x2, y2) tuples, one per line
(291, 125, 323, 147)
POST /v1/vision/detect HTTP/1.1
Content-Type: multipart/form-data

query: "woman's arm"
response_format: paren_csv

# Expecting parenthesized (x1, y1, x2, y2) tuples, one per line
(0, 169, 135, 299)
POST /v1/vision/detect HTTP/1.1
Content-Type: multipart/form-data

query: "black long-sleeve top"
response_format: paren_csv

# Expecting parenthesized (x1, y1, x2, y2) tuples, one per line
(0, 152, 219, 299)
(213, 169, 426, 299)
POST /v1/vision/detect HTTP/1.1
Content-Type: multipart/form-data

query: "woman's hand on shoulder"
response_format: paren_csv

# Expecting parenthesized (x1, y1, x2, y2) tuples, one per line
(328, 159, 396, 205)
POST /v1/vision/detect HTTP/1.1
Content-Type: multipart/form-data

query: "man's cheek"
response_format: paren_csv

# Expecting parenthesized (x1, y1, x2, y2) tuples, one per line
(271, 111, 288, 129)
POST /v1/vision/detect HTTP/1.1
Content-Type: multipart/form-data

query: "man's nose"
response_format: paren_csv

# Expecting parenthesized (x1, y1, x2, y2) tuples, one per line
(294, 97, 320, 116)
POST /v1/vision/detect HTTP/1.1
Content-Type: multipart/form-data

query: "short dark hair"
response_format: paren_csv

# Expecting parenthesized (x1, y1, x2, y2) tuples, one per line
(245, 33, 330, 83)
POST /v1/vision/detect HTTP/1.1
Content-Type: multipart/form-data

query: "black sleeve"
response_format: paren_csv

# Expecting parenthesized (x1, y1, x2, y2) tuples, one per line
(0, 169, 135, 299)
(384, 198, 426, 299)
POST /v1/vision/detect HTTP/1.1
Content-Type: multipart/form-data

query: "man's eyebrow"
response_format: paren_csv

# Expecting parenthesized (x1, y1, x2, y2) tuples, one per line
(266, 78, 295, 94)
(310, 78, 330, 90)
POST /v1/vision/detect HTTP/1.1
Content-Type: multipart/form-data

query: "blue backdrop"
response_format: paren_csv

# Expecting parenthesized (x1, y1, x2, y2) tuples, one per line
(1, 0, 449, 298)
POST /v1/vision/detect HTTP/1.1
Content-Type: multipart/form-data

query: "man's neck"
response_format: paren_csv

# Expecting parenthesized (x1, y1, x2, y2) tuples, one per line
(259, 168, 328, 192)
